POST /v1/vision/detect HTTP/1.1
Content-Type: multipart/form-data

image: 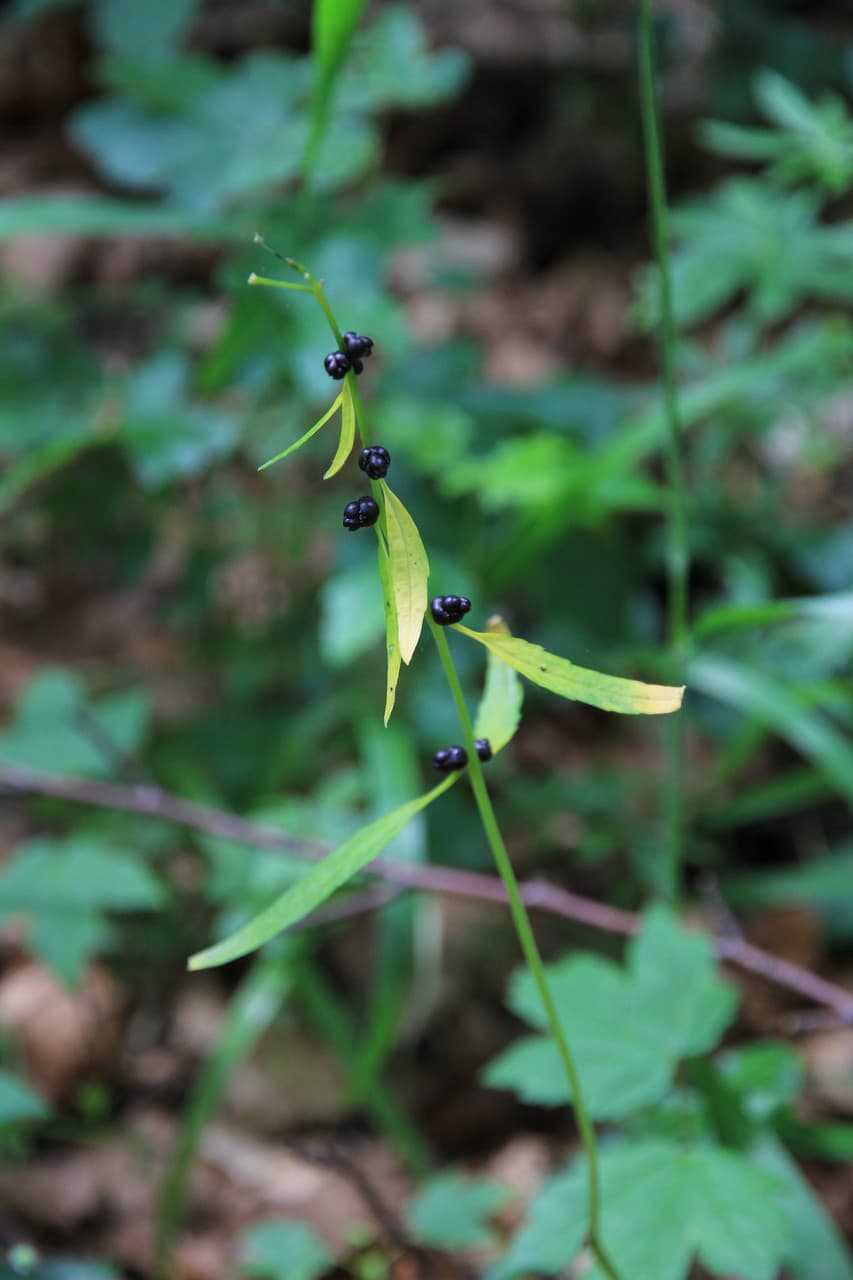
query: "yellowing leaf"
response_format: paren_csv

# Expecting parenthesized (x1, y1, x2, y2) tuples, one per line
(456, 627, 684, 716)
(188, 774, 457, 970)
(323, 378, 356, 478)
(258, 392, 342, 471)
(377, 539, 401, 725)
(474, 616, 523, 753)
(381, 481, 429, 665)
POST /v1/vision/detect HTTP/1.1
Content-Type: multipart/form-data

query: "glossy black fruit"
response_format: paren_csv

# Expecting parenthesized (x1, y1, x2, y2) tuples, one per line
(358, 446, 391, 479)
(432, 744, 468, 772)
(342, 331, 374, 360)
(429, 595, 472, 625)
(343, 496, 380, 531)
(324, 351, 351, 380)
(475, 738, 493, 762)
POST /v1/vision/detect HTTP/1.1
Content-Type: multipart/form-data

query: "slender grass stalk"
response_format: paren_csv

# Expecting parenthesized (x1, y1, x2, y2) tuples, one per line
(430, 622, 623, 1280)
(637, 0, 689, 904)
(251, 262, 623, 1279)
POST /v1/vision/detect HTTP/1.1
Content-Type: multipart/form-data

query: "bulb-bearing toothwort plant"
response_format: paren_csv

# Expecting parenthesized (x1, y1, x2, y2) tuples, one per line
(188, 237, 684, 1280)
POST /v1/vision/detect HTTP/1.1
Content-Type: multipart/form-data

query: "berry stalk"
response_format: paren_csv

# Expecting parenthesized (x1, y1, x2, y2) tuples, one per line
(429, 620, 624, 1280)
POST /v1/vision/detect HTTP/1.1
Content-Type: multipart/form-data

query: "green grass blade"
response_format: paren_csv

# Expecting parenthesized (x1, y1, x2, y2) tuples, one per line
(381, 480, 430, 665)
(456, 626, 685, 715)
(188, 775, 457, 970)
(323, 378, 356, 478)
(306, 0, 369, 173)
(689, 652, 853, 807)
(258, 392, 342, 472)
(474, 616, 523, 753)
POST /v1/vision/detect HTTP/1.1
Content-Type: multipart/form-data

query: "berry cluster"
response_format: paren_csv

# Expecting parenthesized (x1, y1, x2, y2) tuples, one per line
(430, 595, 471, 626)
(432, 737, 492, 772)
(359, 445, 390, 479)
(343, 496, 380, 531)
(324, 330, 375, 380)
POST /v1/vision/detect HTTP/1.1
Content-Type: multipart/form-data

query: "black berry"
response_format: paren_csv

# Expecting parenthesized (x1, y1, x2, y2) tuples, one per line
(342, 496, 380, 531)
(359, 446, 391, 480)
(475, 738, 493, 762)
(324, 351, 351, 380)
(343, 331, 374, 360)
(429, 595, 472, 626)
(432, 744, 468, 772)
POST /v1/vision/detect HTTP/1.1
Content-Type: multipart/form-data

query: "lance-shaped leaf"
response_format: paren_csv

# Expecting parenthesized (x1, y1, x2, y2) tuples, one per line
(455, 626, 684, 715)
(323, 378, 356, 479)
(381, 481, 429, 665)
(474, 616, 523, 754)
(377, 537, 402, 725)
(309, 0, 369, 166)
(258, 392, 342, 471)
(189, 774, 457, 970)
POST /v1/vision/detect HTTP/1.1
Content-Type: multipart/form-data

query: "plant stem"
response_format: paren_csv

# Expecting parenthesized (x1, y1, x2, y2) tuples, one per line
(637, 0, 688, 903)
(430, 621, 623, 1280)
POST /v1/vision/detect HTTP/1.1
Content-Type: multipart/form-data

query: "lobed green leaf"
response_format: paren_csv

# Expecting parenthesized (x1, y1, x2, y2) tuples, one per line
(381, 481, 430, 666)
(189, 774, 457, 969)
(456, 626, 684, 715)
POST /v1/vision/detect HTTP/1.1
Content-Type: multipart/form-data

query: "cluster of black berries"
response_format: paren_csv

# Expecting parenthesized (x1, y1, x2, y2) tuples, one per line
(324, 331, 374, 380)
(432, 738, 493, 772)
(430, 595, 471, 626)
(342, 447, 391, 530)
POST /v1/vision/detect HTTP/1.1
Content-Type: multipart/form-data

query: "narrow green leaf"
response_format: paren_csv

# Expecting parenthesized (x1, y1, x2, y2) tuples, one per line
(381, 481, 429, 665)
(689, 653, 853, 806)
(309, 0, 369, 165)
(377, 539, 402, 725)
(456, 627, 684, 716)
(0, 193, 231, 241)
(323, 378, 356, 479)
(258, 393, 342, 472)
(474, 616, 523, 753)
(188, 776, 456, 970)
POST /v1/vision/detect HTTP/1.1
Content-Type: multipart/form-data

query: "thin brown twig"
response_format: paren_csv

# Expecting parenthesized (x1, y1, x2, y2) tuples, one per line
(2, 762, 852, 1023)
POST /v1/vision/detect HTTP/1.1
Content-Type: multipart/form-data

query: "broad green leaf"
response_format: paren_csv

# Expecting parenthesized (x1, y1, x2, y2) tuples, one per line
(323, 378, 356, 478)
(752, 1134, 853, 1280)
(377, 539, 402, 725)
(409, 1173, 509, 1250)
(189, 775, 457, 970)
(0, 1070, 49, 1125)
(690, 652, 853, 806)
(381, 481, 429, 666)
(474, 616, 523, 754)
(456, 626, 684, 715)
(484, 907, 736, 1119)
(0, 836, 164, 983)
(258, 392, 342, 471)
(242, 1220, 332, 1280)
(491, 1140, 789, 1280)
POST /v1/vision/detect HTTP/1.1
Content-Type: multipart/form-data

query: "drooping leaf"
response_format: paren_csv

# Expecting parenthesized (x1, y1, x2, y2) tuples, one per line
(484, 906, 737, 1119)
(258, 392, 342, 471)
(377, 538, 402, 725)
(381, 481, 429, 665)
(474, 616, 523, 754)
(456, 626, 684, 715)
(189, 775, 457, 970)
(323, 378, 356, 478)
(491, 1139, 789, 1280)
(409, 1173, 510, 1250)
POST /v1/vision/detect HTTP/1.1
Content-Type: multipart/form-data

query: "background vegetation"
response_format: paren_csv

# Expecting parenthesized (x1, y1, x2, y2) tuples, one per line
(0, 1, 851, 1277)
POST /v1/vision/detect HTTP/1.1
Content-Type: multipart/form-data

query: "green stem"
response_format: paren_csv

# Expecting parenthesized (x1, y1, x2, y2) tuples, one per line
(637, 0, 688, 903)
(430, 621, 623, 1280)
